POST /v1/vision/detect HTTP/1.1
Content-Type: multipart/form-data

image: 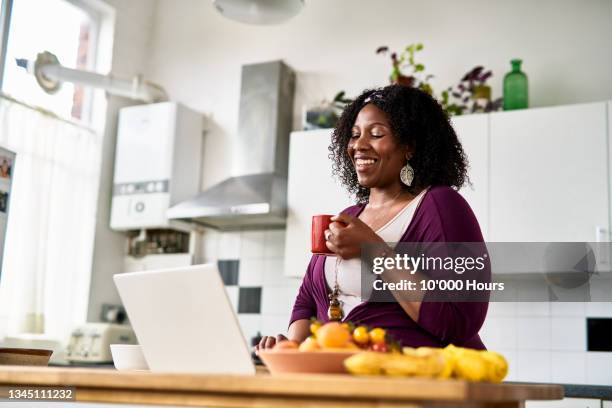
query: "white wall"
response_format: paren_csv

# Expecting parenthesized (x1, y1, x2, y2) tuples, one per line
(86, 0, 159, 321)
(143, 0, 612, 191)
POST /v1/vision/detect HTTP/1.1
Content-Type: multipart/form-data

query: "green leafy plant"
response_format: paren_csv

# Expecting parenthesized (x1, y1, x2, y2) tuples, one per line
(331, 90, 354, 110)
(440, 66, 502, 115)
(376, 43, 434, 94)
(303, 91, 354, 130)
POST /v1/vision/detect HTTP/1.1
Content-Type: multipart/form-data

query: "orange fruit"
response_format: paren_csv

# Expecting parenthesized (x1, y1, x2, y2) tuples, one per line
(273, 340, 298, 350)
(369, 328, 386, 344)
(316, 322, 351, 349)
(352, 326, 370, 345)
(298, 336, 321, 352)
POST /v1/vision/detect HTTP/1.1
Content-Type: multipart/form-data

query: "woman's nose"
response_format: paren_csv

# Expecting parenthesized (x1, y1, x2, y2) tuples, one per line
(352, 134, 370, 150)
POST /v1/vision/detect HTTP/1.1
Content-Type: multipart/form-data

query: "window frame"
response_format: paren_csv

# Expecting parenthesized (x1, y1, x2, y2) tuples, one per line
(0, 0, 106, 123)
(0, 0, 13, 90)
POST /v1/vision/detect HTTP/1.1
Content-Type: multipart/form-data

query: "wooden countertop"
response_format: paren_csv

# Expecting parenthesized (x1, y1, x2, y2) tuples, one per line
(0, 365, 564, 407)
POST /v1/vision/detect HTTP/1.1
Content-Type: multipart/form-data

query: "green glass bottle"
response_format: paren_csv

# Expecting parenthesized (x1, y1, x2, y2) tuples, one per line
(503, 59, 528, 110)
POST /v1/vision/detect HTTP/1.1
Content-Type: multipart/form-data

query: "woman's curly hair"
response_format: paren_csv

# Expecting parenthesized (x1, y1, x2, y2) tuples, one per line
(329, 85, 469, 203)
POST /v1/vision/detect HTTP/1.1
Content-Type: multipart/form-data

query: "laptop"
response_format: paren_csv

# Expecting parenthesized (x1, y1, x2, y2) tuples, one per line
(113, 264, 255, 374)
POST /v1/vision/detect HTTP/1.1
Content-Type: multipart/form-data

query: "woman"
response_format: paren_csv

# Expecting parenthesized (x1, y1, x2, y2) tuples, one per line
(258, 85, 488, 351)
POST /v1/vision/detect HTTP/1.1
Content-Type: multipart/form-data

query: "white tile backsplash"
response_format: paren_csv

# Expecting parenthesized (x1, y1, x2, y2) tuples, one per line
(201, 228, 220, 261)
(264, 229, 285, 257)
(263, 258, 301, 288)
(517, 350, 551, 382)
(480, 317, 517, 349)
(586, 352, 612, 385)
(238, 259, 264, 286)
(517, 302, 550, 317)
(237, 314, 262, 344)
(517, 317, 551, 350)
(261, 314, 291, 336)
(218, 231, 241, 259)
(225, 286, 239, 311)
(261, 286, 299, 316)
(487, 301, 517, 317)
(551, 351, 587, 384)
(240, 230, 265, 258)
(551, 317, 586, 351)
(585, 302, 612, 317)
(550, 302, 586, 317)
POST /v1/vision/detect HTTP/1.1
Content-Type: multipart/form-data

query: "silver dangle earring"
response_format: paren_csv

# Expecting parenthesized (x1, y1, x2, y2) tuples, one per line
(400, 157, 414, 186)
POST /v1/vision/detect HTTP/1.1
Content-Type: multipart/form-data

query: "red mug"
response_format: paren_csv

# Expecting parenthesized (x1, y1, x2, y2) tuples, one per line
(311, 214, 334, 254)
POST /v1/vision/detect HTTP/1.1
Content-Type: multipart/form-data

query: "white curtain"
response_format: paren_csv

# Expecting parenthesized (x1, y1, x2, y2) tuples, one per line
(0, 95, 101, 341)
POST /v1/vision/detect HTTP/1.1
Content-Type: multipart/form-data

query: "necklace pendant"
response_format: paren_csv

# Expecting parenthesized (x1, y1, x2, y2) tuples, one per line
(327, 298, 343, 321)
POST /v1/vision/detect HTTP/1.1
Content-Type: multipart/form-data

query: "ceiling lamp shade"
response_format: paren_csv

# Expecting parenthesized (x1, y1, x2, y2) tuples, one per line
(213, 0, 304, 25)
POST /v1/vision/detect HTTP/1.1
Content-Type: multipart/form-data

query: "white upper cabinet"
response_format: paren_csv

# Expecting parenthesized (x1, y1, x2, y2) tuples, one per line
(489, 102, 609, 242)
(283, 130, 353, 277)
(452, 114, 490, 239)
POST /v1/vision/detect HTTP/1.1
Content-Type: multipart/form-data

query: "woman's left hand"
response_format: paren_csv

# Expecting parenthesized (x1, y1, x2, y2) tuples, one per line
(325, 213, 385, 259)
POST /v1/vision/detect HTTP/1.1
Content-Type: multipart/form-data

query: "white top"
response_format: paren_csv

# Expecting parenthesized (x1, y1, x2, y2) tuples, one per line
(324, 188, 428, 319)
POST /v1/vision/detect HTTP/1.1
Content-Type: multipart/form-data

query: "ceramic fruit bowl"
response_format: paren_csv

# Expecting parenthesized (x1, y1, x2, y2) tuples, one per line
(258, 349, 359, 375)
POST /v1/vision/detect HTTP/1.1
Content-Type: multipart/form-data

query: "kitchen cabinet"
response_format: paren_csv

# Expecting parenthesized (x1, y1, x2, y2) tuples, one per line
(283, 130, 352, 277)
(451, 113, 490, 239)
(527, 397, 602, 408)
(489, 102, 609, 242)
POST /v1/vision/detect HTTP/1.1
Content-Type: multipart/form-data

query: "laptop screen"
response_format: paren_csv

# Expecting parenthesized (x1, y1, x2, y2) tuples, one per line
(0, 147, 15, 277)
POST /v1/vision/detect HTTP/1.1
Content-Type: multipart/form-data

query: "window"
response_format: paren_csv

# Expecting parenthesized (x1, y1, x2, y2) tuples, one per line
(1, 0, 100, 122)
(0, 0, 112, 338)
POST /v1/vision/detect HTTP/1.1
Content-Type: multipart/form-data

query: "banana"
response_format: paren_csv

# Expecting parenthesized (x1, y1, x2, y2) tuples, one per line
(383, 352, 445, 377)
(345, 345, 508, 383)
(344, 352, 390, 375)
(480, 351, 509, 383)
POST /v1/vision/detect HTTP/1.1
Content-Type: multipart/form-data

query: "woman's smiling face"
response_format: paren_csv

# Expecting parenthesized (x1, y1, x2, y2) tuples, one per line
(347, 103, 411, 189)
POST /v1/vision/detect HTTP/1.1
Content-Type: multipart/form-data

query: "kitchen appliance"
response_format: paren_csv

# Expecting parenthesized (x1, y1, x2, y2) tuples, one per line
(167, 60, 295, 230)
(66, 323, 136, 364)
(110, 102, 203, 231)
(114, 264, 254, 374)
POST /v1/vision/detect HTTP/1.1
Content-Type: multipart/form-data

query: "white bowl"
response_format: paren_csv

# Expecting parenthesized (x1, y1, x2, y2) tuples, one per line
(110, 344, 149, 371)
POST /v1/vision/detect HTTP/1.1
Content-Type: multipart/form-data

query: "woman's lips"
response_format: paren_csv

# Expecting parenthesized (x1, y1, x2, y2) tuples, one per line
(354, 157, 378, 171)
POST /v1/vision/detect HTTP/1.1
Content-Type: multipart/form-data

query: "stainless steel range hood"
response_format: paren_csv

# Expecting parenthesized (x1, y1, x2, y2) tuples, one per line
(167, 61, 296, 230)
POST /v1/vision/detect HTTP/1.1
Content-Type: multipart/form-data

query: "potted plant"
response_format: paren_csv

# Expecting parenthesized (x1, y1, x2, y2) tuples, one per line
(441, 66, 502, 115)
(303, 91, 354, 130)
(376, 43, 434, 94)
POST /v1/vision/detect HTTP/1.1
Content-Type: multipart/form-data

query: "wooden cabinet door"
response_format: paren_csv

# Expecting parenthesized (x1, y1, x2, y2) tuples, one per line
(283, 130, 353, 277)
(489, 102, 609, 242)
(452, 113, 490, 239)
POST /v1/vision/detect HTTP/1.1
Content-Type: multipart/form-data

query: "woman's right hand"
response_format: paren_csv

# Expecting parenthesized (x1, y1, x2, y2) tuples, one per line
(254, 334, 287, 354)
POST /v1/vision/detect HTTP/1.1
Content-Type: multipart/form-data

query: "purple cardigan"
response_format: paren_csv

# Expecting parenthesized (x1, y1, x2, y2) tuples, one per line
(289, 186, 488, 350)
